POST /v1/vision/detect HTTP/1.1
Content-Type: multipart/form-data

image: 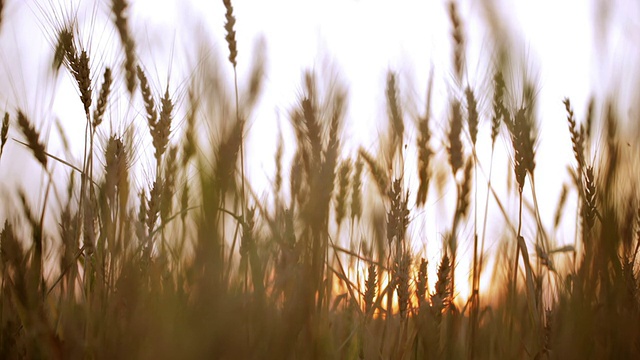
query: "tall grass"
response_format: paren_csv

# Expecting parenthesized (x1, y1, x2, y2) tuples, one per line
(0, 0, 639, 358)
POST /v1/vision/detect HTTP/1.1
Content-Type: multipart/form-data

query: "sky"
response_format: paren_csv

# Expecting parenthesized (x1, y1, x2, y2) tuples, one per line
(1, 0, 639, 300)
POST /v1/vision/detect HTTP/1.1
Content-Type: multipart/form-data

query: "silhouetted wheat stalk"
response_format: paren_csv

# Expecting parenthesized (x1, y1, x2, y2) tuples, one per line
(112, 0, 137, 94)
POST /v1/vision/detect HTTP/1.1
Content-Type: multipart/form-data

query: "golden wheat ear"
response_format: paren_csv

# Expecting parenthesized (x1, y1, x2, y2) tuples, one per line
(394, 251, 411, 319)
(363, 263, 377, 316)
(415, 258, 428, 308)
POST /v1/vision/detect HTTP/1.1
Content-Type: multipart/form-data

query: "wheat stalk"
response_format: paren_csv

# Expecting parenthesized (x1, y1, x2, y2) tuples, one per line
(154, 88, 173, 163)
(244, 39, 266, 111)
(350, 157, 363, 221)
(335, 159, 351, 227)
(146, 180, 162, 239)
(491, 71, 505, 146)
(582, 165, 596, 232)
(52, 28, 71, 72)
(60, 27, 77, 69)
(359, 148, 389, 195)
(17, 111, 47, 168)
(92, 67, 112, 128)
(448, 1, 465, 82)
(181, 92, 198, 166)
(83, 194, 96, 254)
(364, 263, 377, 316)
(137, 65, 158, 127)
(387, 178, 409, 253)
(416, 258, 428, 309)
(563, 98, 585, 174)
(394, 251, 411, 319)
(455, 157, 473, 223)
(505, 108, 536, 193)
(416, 112, 432, 207)
(104, 135, 125, 206)
(160, 146, 178, 223)
(76, 51, 92, 117)
(137, 190, 147, 241)
(465, 87, 478, 146)
(0, 112, 9, 160)
(585, 97, 594, 143)
(416, 73, 433, 207)
(302, 97, 322, 164)
(222, 0, 238, 68)
(554, 183, 569, 229)
(386, 71, 404, 158)
(433, 252, 452, 312)
(63, 35, 92, 118)
(180, 183, 190, 224)
(112, 0, 137, 93)
(447, 100, 463, 175)
(222, 0, 247, 235)
(274, 132, 284, 195)
(56, 26, 92, 116)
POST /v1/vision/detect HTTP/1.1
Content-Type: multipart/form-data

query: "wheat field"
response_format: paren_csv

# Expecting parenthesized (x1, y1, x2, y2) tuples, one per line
(0, 0, 639, 358)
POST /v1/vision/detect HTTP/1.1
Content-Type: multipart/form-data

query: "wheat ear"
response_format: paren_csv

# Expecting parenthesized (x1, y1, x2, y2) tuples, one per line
(447, 100, 463, 175)
(359, 148, 389, 195)
(416, 258, 428, 309)
(386, 71, 404, 158)
(92, 67, 112, 128)
(364, 264, 377, 316)
(335, 159, 351, 226)
(350, 158, 363, 221)
(112, 0, 137, 93)
(418, 70, 435, 208)
(17, 111, 47, 168)
(394, 251, 411, 319)
(491, 70, 505, 146)
(465, 86, 478, 146)
(0, 112, 9, 160)
(448, 1, 465, 82)
(563, 98, 585, 174)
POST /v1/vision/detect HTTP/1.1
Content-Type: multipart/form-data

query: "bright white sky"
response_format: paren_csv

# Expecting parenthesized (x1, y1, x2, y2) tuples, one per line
(1, 0, 639, 299)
